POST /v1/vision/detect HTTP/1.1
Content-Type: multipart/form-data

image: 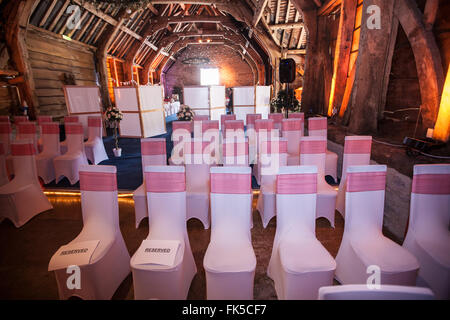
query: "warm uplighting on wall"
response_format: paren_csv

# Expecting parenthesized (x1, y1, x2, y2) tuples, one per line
(433, 66, 450, 142)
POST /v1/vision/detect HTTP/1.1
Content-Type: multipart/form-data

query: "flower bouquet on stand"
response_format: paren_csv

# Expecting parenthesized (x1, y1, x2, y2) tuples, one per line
(105, 106, 124, 157)
(176, 104, 195, 121)
(270, 88, 301, 117)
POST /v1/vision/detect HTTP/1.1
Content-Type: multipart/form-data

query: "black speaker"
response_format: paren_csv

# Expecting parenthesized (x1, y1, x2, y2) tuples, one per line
(279, 58, 296, 83)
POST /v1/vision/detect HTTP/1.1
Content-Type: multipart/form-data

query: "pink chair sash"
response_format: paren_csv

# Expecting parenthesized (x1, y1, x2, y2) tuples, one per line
(185, 141, 212, 155)
(172, 121, 193, 133)
(0, 116, 9, 122)
(255, 119, 274, 132)
(11, 143, 35, 156)
(0, 142, 4, 155)
(269, 113, 283, 124)
(260, 139, 287, 154)
(80, 172, 117, 191)
(141, 140, 166, 156)
(18, 123, 36, 134)
(224, 120, 244, 131)
(0, 123, 12, 134)
(145, 171, 186, 192)
(223, 141, 248, 156)
(65, 123, 83, 135)
(221, 114, 236, 127)
(211, 173, 251, 194)
(42, 123, 60, 135)
(14, 116, 28, 123)
(202, 120, 219, 133)
(288, 113, 304, 120)
(88, 117, 102, 128)
(277, 173, 317, 194)
(282, 119, 302, 132)
(309, 118, 327, 130)
(347, 171, 386, 192)
(37, 116, 52, 125)
(412, 174, 450, 195)
(300, 140, 327, 154)
(344, 139, 372, 154)
(64, 116, 79, 123)
(194, 115, 209, 121)
(246, 114, 262, 126)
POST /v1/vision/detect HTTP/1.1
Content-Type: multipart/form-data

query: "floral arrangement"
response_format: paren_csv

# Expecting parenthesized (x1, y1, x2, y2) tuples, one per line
(105, 106, 123, 150)
(176, 104, 195, 121)
(270, 88, 302, 116)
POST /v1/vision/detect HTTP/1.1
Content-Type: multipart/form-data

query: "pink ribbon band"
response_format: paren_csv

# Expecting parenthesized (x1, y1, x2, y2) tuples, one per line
(88, 117, 102, 127)
(141, 140, 166, 156)
(18, 123, 36, 134)
(260, 140, 288, 154)
(14, 116, 28, 123)
(221, 115, 236, 126)
(145, 171, 186, 192)
(37, 116, 52, 125)
(211, 173, 251, 194)
(344, 139, 372, 154)
(277, 173, 317, 194)
(269, 114, 283, 123)
(202, 121, 219, 133)
(173, 121, 193, 132)
(255, 120, 274, 132)
(0, 116, 9, 122)
(194, 115, 209, 121)
(224, 120, 244, 130)
(0, 143, 4, 155)
(412, 174, 450, 195)
(0, 123, 12, 134)
(246, 114, 262, 125)
(65, 124, 83, 135)
(64, 116, 79, 123)
(309, 119, 327, 130)
(185, 141, 215, 155)
(288, 113, 304, 120)
(300, 140, 327, 154)
(42, 123, 60, 134)
(347, 171, 386, 192)
(80, 172, 117, 191)
(282, 119, 302, 131)
(11, 143, 36, 156)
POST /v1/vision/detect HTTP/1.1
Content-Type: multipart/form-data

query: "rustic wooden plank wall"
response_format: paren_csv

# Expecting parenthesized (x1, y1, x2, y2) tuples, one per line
(26, 27, 97, 119)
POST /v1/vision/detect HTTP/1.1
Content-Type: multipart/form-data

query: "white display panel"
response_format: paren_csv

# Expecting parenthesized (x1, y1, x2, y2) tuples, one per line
(138, 85, 166, 137)
(209, 85, 226, 125)
(114, 87, 139, 111)
(255, 86, 271, 119)
(119, 113, 142, 137)
(184, 86, 209, 111)
(232, 86, 255, 125)
(63, 85, 103, 138)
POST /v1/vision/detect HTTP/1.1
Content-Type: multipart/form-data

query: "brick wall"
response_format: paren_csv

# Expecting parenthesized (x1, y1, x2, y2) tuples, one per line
(162, 44, 255, 98)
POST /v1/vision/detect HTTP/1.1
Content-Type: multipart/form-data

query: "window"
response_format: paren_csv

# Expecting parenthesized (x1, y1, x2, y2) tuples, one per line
(200, 68, 219, 86)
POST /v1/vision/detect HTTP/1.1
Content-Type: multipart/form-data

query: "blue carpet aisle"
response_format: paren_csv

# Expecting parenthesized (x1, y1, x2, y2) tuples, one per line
(44, 114, 261, 191)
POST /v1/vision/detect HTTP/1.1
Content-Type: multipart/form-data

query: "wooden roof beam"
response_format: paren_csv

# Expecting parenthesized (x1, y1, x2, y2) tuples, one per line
(252, 0, 269, 27)
(269, 22, 304, 30)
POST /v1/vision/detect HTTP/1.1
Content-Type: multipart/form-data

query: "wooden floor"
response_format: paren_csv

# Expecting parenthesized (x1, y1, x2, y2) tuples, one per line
(0, 194, 345, 300)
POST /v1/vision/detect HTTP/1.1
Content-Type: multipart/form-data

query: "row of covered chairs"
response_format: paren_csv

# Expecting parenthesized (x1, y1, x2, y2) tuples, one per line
(48, 162, 448, 299)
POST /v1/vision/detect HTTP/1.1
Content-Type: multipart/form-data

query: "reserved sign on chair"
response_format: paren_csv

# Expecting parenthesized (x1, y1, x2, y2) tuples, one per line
(133, 240, 181, 267)
(48, 240, 100, 271)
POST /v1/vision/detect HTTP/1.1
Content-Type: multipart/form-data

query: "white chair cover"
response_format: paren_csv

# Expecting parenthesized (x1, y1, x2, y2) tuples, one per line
(308, 117, 338, 182)
(282, 119, 302, 166)
(0, 142, 9, 186)
(133, 138, 167, 228)
(204, 166, 256, 299)
(130, 165, 196, 299)
(36, 122, 61, 184)
(223, 120, 245, 140)
(246, 114, 262, 165)
(169, 121, 192, 165)
(222, 138, 249, 167)
(300, 136, 337, 227)
(403, 164, 450, 300)
(318, 284, 434, 300)
(60, 116, 79, 154)
(335, 165, 419, 285)
(54, 123, 89, 185)
(253, 119, 275, 185)
(268, 166, 336, 299)
(268, 113, 284, 136)
(37, 116, 53, 153)
(256, 138, 287, 228)
(336, 136, 372, 217)
(184, 138, 219, 229)
(49, 165, 130, 299)
(0, 122, 13, 176)
(0, 140, 52, 227)
(84, 117, 108, 165)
